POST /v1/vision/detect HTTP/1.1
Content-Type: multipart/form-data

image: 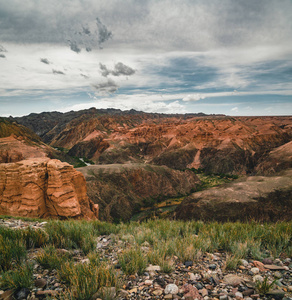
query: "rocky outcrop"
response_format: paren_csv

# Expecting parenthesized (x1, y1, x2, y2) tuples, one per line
(255, 141, 292, 175)
(78, 164, 199, 222)
(175, 169, 292, 222)
(0, 158, 98, 220)
(0, 135, 50, 163)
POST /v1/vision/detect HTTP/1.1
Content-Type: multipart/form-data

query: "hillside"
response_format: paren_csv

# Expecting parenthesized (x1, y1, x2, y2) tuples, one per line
(12, 111, 292, 175)
(78, 163, 200, 222)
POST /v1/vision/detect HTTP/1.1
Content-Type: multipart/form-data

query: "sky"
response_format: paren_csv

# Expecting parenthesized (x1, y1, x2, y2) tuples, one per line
(0, 0, 291, 117)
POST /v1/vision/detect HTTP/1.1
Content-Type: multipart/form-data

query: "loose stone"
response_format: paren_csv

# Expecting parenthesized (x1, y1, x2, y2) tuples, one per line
(164, 284, 179, 295)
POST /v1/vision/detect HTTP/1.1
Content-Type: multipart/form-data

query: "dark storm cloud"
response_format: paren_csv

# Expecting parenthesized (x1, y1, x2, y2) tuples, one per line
(52, 69, 65, 75)
(99, 62, 135, 77)
(40, 58, 50, 64)
(0, 0, 291, 52)
(91, 79, 118, 93)
(99, 63, 110, 77)
(69, 40, 81, 53)
(82, 26, 91, 35)
(0, 54, 5, 58)
(112, 62, 135, 76)
(96, 17, 112, 47)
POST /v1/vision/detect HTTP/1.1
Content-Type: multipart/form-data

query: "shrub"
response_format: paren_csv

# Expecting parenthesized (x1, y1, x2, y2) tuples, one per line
(119, 247, 147, 275)
(224, 254, 241, 270)
(0, 235, 26, 271)
(45, 220, 96, 254)
(22, 226, 49, 249)
(36, 246, 70, 270)
(58, 261, 119, 300)
(0, 263, 33, 290)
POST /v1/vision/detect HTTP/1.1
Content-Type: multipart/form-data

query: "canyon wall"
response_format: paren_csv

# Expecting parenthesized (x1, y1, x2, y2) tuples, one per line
(0, 158, 98, 220)
(79, 164, 199, 222)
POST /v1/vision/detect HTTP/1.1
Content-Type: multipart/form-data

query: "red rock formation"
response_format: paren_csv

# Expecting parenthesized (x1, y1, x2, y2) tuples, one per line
(0, 158, 98, 220)
(255, 141, 292, 174)
(0, 135, 49, 163)
(48, 115, 292, 174)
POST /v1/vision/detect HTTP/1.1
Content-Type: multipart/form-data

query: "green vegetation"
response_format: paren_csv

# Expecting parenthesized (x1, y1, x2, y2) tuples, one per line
(255, 276, 277, 295)
(0, 263, 33, 290)
(118, 247, 147, 275)
(58, 262, 119, 300)
(0, 217, 291, 298)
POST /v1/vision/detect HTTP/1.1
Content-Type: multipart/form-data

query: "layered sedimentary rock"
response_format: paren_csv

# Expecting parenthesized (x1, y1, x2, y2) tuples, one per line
(34, 114, 292, 174)
(13, 110, 292, 174)
(0, 135, 50, 163)
(0, 158, 98, 219)
(175, 169, 292, 222)
(79, 163, 199, 222)
(255, 141, 292, 175)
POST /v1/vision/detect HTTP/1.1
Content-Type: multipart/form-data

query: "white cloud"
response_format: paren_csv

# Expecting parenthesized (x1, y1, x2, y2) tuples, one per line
(182, 94, 206, 102)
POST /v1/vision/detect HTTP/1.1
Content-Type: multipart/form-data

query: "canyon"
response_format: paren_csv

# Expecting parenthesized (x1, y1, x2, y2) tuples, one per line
(0, 109, 291, 221)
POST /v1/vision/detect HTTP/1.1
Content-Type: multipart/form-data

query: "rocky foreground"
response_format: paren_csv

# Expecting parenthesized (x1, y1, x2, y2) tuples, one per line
(0, 218, 291, 300)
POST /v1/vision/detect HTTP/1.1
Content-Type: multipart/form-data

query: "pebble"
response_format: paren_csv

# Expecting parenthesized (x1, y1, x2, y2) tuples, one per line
(146, 265, 161, 272)
(165, 284, 179, 295)
(250, 267, 259, 274)
(34, 278, 47, 289)
(152, 289, 163, 296)
(240, 259, 249, 267)
(209, 264, 217, 270)
(144, 279, 153, 286)
(262, 258, 273, 265)
(223, 274, 244, 286)
(184, 261, 193, 267)
(253, 275, 264, 283)
(235, 291, 243, 298)
(274, 271, 283, 278)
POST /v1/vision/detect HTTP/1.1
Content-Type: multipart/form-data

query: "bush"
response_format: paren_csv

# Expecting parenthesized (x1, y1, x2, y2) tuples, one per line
(36, 246, 71, 270)
(119, 247, 147, 275)
(45, 220, 96, 254)
(0, 235, 26, 271)
(58, 261, 119, 300)
(22, 226, 49, 249)
(0, 263, 33, 290)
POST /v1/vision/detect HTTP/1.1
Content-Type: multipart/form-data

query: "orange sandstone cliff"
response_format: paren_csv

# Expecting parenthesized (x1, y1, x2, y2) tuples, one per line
(0, 158, 98, 219)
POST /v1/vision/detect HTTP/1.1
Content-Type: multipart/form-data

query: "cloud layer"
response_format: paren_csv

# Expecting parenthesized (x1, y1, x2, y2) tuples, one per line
(0, 0, 291, 116)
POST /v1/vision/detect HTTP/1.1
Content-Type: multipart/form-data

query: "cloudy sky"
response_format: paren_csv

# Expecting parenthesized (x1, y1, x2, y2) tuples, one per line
(0, 0, 291, 116)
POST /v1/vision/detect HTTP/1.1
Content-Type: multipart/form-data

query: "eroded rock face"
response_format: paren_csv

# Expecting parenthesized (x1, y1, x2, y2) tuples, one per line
(79, 164, 199, 222)
(255, 141, 292, 175)
(48, 115, 292, 174)
(175, 169, 292, 221)
(0, 158, 98, 219)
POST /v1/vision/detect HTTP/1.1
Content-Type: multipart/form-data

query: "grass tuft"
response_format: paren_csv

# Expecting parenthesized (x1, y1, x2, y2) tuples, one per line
(119, 247, 147, 275)
(0, 263, 33, 290)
